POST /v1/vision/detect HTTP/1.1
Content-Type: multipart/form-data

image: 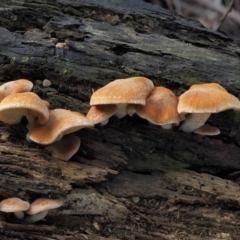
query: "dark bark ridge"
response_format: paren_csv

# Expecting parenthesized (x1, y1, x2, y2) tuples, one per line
(0, 0, 240, 239)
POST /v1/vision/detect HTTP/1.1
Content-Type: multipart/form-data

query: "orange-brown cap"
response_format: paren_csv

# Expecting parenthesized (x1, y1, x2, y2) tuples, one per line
(24, 198, 63, 223)
(178, 83, 240, 114)
(26, 198, 63, 215)
(189, 82, 227, 92)
(28, 109, 94, 144)
(0, 92, 49, 125)
(45, 134, 81, 161)
(193, 124, 220, 136)
(42, 79, 51, 87)
(0, 197, 30, 219)
(86, 105, 117, 125)
(0, 198, 30, 213)
(0, 79, 33, 101)
(134, 87, 180, 128)
(90, 77, 154, 106)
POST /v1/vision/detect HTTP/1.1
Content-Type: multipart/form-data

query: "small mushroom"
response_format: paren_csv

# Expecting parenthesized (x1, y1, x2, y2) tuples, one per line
(178, 83, 240, 133)
(0, 92, 49, 127)
(90, 76, 154, 120)
(193, 124, 221, 136)
(42, 79, 52, 87)
(25, 198, 63, 223)
(127, 86, 181, 129)
(0, 197, 30, 220)
(45, 134, 81, 161)
(0, 79, 33, 101)
(28, 109, 93, 145)
(86, 105, 117, 126)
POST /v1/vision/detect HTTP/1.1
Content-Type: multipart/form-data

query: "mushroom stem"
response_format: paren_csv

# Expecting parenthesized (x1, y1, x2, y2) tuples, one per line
(26, 110, 38, 131)
(115, 104, 128, 119)
(126, 104, 137, 117)
(24, 210, 48, 223)
(178, 112, 211, 133)
(100, 119, 109, 126)
(161, 123, 173, 130)
(14, 211, 25, 220)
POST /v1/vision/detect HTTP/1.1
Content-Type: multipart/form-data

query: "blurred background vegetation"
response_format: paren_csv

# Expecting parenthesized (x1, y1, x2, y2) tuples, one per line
(145, 0, 240, 39)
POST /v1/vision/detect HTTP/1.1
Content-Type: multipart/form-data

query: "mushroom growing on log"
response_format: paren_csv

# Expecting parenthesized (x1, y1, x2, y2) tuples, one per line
(0, 0, 240, 239)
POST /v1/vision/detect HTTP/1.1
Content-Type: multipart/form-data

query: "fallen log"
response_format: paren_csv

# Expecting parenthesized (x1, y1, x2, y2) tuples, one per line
(0, 0, 240, 239)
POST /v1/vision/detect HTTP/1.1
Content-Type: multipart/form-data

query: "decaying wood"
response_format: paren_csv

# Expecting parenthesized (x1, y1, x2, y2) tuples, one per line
(1, 0, 240, 239)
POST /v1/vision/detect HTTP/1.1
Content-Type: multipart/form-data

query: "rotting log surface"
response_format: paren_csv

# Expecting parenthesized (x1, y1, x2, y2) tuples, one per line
(0, 0, 240, 239)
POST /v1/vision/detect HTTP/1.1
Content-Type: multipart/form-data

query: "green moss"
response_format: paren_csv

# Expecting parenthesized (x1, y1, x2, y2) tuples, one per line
(166, 47, 172, 53)
(46, 93, 88, 113)
(74, 42, 85, 50)
(231, 82, 240, 90)
(123, 66, 139, 75)
(22, 56, 30, 63)
(11, 57, 16, 62)
(175, 87, 186, 96)
(109, 60, 114, 66)
(114, 203, 128, 213)
(33, 83, 86, 112)
(62, 68, 68, 74)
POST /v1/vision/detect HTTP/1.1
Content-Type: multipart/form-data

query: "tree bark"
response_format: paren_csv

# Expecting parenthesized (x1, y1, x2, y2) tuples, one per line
(0, 0, 240, 239)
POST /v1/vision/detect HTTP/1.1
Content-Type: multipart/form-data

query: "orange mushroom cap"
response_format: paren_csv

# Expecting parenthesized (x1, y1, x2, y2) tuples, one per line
(189, 82, 227, 92)
(86, 105, 117, 125)
(178, 83, 240, 114)
(45, 134, 81, 161)
(0, 197, 30, 213)
(25, 198, 63, 223)
(28, 109, 94, 145)
(0, 79, 33, 101)
(133, 87, 180, 128)
(193, 124, 220, 136)
(178, 83, 240, 133)
(0, 92, 49, 125)
(0, 197, 30, 219)
(26, 198, 63, 215)
(90, 76, 154, 106)
(42, 79, 52, 87)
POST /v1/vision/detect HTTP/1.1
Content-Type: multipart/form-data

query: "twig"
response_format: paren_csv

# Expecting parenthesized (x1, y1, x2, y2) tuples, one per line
(194, 0, 240, 26)
(215, 0, 234, 30)
(172, 0, 182, 15)
(166, 0, 174, 12)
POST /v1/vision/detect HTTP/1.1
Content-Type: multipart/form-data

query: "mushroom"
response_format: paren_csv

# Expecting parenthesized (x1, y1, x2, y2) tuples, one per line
(42, 79, 52, 87)
(193, 124, 221, 136)
(0, 92, 49, 128)
(44, 134, 81, 161)
(178, 83, 240, 133)
(28, 109, 94, 145)
(25, 198, 63, 223)
(90, 76, 154, 120)
(0, 79, 33, 101)
(127, 86, 181, 129)
(86, 104, 117, 126)
(0, 197, 30, 220)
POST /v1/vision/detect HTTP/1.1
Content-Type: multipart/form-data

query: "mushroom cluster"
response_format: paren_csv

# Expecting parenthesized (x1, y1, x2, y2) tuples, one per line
(0, 197, 62, 223)
(87, 77, 240, 135)
(0, 78, 238, 166)
(0, 77, 239, 225)
(177, 83, 240, 134)
(0, 79, 94, 161)
(87, 76, 154, 125)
